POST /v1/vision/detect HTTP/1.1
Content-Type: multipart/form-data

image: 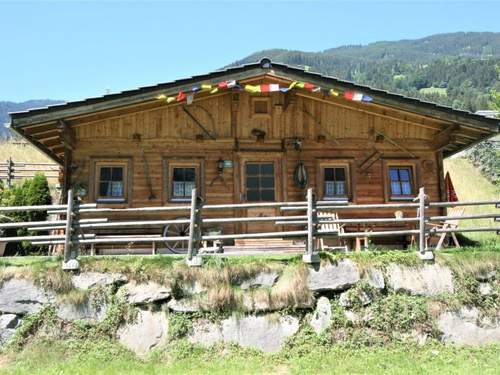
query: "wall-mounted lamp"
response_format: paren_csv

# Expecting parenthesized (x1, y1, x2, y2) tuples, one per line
(217, 158, 225, 174)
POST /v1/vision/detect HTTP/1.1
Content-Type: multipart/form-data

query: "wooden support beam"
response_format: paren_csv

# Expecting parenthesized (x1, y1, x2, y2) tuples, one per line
(183, 106, 216, 140)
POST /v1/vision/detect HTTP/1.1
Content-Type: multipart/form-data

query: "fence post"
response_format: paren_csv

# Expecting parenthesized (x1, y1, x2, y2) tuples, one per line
(303, 188, 320, 264)
(417, 186, 433, 260)
(62, 189, 80, 270)
(186, 188, 203, 267)
(6, 157, 13, 188)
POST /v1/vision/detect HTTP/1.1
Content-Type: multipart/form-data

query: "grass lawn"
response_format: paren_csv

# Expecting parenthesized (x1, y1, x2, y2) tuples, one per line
(444, 157, 499, 243)
(1, 341, 499, 375)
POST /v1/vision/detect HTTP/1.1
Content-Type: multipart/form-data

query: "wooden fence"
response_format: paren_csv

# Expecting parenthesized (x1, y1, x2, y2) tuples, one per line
(0, 158, 59, 187)
(0, 187, 498, 270)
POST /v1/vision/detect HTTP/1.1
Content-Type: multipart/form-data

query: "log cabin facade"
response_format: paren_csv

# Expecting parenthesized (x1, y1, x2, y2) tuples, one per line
(9, 59, 499, 248)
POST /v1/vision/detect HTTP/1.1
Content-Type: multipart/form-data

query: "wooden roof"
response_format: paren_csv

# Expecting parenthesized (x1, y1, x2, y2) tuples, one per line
(9, 58, 499, 164)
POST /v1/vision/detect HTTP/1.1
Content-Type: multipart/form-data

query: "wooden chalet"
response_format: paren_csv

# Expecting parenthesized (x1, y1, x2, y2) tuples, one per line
(8, 58, 500, 250)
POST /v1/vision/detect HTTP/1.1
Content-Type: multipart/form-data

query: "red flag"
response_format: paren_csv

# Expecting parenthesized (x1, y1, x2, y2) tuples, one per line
(260, 84, 270, 93)
(304, 82, 315, 90)
(344, 91, 354, 100)
(176, 91, 186, 102)
(445, 172, 458, 202)
(218, 81, 228, 89)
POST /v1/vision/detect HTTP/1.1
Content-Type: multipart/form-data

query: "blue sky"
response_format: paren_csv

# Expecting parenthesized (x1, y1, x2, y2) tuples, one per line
(1, 0, 499, 102)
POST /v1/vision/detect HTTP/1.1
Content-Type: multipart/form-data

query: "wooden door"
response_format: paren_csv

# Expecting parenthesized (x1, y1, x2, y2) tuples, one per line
(238, 154, 283, 234)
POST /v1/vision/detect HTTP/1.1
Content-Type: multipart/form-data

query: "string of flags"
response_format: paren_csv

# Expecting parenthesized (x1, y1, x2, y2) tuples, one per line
(156, 80, 373, 105)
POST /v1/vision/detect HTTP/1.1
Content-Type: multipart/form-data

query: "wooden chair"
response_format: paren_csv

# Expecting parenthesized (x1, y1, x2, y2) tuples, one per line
(427, 206, 465, 250)
(317, 211, 348, 252)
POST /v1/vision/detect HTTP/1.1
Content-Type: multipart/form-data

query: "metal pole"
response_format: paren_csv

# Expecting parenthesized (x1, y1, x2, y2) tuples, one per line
(186, 188, 203, 267)
(303, 188, 320, 264)
(418, 187, 433, 260)
(62, 189, 79, 270)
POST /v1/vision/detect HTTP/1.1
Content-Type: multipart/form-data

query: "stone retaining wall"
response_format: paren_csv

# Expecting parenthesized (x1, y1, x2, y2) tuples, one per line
(0, 259, 498, 355)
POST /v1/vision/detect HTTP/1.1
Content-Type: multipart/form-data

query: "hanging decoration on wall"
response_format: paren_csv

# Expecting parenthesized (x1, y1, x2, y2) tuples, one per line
(293, 161, 308, 189)
(155, 78, 375, 107)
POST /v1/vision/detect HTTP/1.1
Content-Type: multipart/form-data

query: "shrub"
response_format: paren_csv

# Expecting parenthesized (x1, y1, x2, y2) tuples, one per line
(0, 174, 52, 255)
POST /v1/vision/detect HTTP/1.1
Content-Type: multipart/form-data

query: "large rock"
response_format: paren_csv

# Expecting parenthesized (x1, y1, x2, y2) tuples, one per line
(240, 271, 279, 290)
(438, 307, 500, 345)
(72, 272, 127, 290)
(0, 279, 53, 315)
(339, 289, 372, 308)
(309, 296, 332, 334)
(0, 314, 20, 330)
(308, 260, 360, 292)
(121, 281, 171, 305)
(167, 298, 201, 313)
(56, 300, 107, 322)
(387, 264, 454, 296)
(362, 268, 385, 290)
(189, 314, 299, 353)
(117, 309, 168, 356)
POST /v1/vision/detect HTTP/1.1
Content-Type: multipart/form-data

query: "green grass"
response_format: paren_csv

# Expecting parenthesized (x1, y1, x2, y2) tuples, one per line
(444, 157, 499, 243)
(1, 339, 499, 375)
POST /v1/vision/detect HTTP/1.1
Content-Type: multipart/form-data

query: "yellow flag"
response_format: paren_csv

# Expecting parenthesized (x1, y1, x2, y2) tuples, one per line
(245, 85, 261, 93)
(296, 82, 305, 89)
(329, 89, 340, 97)
(210, 87, 219, 94)
(156, 94, 167, 100)
(201, 84, 212, 90)
(166, 97, 176, 104)
(288, 81, 298, 89)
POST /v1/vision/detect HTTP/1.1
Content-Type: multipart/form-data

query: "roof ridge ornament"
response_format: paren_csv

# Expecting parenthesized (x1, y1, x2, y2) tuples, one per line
(260, 58, 272, 69)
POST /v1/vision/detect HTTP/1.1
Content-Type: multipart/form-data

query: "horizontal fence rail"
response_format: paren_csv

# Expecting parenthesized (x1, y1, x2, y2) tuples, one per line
(0, 187, 498, 269)
(0, 158, 59, 187)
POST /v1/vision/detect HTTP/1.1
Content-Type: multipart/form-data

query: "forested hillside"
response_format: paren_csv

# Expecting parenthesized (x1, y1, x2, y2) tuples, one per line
(232, 32, 500, 113)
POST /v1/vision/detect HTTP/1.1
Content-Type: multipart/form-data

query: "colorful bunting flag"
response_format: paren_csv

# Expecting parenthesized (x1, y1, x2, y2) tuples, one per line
(156, 94, 167, 100)
(329, 89, 340, 97)
(344, 91, 372, 102)
(201, 84, 212, 90)
(210, 87, 219, 94)
(191, 85, 201, 92)
(176, 91, 186, 102)
(227, 80, 237, 88)
(166, 97, 176, 104)
(218, 81, 228, 89)
(245, 84, 261, 93)
(186, 94, 194, 105)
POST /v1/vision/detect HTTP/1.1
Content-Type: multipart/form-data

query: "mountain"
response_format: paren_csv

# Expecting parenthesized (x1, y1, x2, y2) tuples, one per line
(231, 32, 500, 113)
(0, 100, 64, 139)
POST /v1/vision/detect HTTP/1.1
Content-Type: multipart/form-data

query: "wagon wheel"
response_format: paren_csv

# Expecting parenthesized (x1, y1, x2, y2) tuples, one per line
(162, 217, 190, 253)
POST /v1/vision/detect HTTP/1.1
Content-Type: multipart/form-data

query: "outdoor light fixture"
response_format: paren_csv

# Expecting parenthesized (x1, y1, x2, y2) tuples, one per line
(217, 158, 225, 174)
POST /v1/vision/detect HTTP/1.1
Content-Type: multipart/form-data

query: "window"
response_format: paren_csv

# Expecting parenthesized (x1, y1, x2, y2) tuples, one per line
(172, 167, 196, 200)
(323, 167, 348, 199)
(94, 161, 129, 203)
(389, 167, 414, 198)
(245, 162, 275, 201)
(254, 100, 268, 114)
(252, 97, 271, 117)
(166, 161, 202, 202)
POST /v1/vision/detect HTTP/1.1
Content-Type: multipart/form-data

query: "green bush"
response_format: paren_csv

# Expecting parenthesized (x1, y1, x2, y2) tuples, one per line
(0, 174, 52, 255)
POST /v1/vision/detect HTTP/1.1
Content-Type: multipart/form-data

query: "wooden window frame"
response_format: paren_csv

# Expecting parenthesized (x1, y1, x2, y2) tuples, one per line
(316, 160, 352, 201)
(244, 161, 277, 202)
(251, 97, 271, 118)
(90, 158, 132, 205)
(383, 160, 419, 201)
(164, 158, 204, 203)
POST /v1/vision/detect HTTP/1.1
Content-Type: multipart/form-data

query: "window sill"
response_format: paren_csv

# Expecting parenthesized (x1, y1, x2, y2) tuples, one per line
(389, 196, 415, 201)
(170, 198, 191, 203)
(96, 198, 126, 203)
